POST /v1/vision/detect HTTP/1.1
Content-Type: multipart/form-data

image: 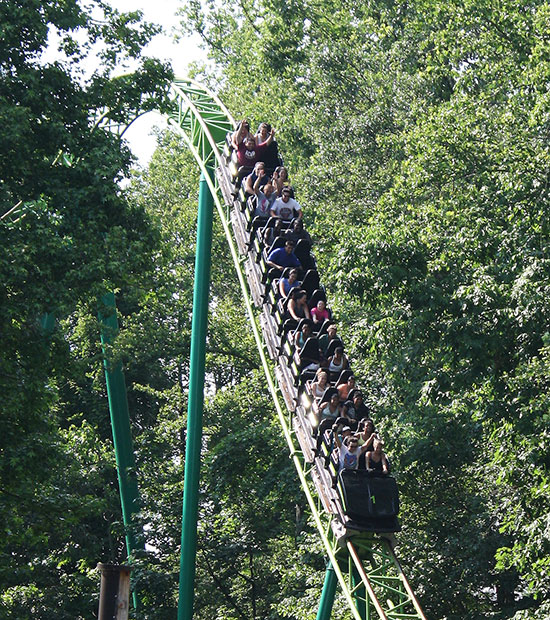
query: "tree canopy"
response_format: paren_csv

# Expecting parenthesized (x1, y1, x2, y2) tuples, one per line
(0, 1, 172, 616)
(180, 0, 550, 617)
(2, 0, 550, 618)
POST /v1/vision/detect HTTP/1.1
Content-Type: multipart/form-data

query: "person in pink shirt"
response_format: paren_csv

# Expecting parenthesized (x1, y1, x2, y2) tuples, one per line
(311, 299, 330, 324)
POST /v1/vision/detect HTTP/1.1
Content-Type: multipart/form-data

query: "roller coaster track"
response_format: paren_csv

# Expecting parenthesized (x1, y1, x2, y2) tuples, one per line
(3, 76, 426, 619)
(167, 78, 428, 620)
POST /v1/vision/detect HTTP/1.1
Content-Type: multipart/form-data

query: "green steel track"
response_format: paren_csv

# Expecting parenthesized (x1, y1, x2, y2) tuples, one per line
(167, 78, 428, 620)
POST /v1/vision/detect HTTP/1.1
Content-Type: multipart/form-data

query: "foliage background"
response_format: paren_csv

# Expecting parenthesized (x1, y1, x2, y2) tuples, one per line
(181, 0, 550, 617)
(1, 0, 550, 618)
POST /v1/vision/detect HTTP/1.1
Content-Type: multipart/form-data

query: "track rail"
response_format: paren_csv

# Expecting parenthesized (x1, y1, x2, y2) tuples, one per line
(167, 78, 427, 620)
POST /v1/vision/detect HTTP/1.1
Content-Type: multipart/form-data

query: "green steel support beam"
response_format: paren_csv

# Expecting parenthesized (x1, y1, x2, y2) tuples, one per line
(317, 561, 337, 620)
(99, 292, 141, 610)
(40, 312, 55, 333)
(352, 565, 367, 620)
(177, 168, 215, 620)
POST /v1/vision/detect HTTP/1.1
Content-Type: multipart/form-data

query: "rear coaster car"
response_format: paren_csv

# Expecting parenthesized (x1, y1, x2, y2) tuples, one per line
(337, 469, 401, 533)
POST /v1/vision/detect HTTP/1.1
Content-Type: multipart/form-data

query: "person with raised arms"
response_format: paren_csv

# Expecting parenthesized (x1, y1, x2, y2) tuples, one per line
(252, 178, 277, 219)
(333, 430, 371, 473)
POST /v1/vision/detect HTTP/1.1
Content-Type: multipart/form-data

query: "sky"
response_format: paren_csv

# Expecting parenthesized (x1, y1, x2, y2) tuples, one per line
(110, 0, 206, 165)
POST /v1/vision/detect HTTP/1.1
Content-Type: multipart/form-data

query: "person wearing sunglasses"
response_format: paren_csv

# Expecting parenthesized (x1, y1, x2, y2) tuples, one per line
(333, 428, 371, 473)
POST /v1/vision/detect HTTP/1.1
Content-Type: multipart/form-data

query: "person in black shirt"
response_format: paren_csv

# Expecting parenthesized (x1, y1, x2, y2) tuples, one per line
(284, 219, 312, 248)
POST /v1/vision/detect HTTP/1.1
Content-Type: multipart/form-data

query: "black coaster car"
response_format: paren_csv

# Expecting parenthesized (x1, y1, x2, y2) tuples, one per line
(337, 469, 401, 533)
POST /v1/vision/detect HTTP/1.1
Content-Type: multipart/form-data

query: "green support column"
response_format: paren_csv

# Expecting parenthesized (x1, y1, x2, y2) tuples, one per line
(40, 312, 55, 333)
(99, 292, 141, 609)
(317, 561, 337, 620)
(352, 567, 367, 620)
(178, 168, 215, 620)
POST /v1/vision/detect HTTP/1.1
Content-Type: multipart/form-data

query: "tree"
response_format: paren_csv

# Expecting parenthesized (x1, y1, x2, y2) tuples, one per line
(0, 1, 172, 616)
